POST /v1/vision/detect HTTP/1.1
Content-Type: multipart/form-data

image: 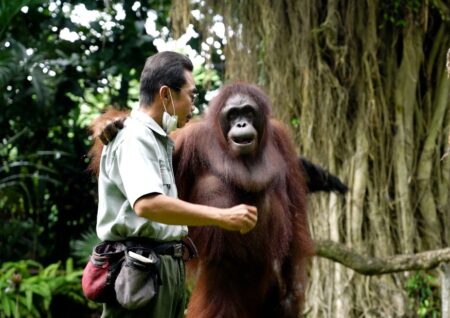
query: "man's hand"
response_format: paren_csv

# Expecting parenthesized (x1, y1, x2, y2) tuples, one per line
(218, 204, 258, 234)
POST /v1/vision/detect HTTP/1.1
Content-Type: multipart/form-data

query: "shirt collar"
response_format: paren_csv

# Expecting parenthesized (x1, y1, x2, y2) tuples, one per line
(130, 109, 167, 137)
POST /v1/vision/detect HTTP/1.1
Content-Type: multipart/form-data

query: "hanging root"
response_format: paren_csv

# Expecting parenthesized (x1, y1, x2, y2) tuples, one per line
(447, 48, 450, 78)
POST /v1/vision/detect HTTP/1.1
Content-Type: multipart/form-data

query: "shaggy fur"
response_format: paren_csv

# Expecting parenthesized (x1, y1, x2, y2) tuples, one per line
(88, 83, 314, 318)
(173, 83, 313, 318)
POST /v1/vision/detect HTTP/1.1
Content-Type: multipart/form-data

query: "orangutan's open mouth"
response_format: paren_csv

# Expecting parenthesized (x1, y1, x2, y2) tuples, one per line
(232, 135, 255, 144)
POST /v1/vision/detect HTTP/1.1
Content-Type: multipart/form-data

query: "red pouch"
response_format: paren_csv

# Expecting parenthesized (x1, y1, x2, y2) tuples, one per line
(81, 241, 125, 303)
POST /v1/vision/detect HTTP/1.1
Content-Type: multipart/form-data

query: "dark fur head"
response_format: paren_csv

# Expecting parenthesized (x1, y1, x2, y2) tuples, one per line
(205, 82, 272, 156)
(177, 83, 282, 192)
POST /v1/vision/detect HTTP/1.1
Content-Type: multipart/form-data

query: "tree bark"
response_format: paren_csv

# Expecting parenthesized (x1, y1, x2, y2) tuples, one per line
(442, 263, 450, 318)
(174, 1, 450, 316)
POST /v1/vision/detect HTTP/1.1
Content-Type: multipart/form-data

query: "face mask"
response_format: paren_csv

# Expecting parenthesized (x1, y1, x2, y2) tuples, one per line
(162, 89, 178, 133)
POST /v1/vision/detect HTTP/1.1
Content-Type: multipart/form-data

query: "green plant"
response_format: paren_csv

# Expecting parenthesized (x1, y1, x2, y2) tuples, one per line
(405, 272, 441, 318)
(0, 258, 84, 317)
(0, 130, 65, 261)
(70, 229, 100, 267)
(380, 0, 421, 27)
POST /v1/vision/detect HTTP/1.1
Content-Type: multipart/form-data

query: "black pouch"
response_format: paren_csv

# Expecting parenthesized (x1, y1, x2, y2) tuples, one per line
(114, 248, 161, 310)
(81, 241, 126, 303)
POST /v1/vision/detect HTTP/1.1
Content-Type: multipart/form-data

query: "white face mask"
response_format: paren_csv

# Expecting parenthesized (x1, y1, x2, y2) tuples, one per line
(162, 89, 178, 133)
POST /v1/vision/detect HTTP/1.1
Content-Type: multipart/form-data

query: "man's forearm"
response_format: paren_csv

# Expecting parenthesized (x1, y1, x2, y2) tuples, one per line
(134, 193, 222, 226)
(133, 194, 258, 234)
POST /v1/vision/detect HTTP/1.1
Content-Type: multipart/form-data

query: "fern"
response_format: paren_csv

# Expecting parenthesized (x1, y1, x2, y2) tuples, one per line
(0, 49, 17, 88)
(0, 39, 27, 88)
(70, 229, 101, 266)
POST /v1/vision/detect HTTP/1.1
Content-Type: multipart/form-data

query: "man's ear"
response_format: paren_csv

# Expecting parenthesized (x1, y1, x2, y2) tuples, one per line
(159, 86, 171, 101)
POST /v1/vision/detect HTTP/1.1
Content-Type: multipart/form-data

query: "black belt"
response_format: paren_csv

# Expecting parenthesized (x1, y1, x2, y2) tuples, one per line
(122, 237, 197, 260)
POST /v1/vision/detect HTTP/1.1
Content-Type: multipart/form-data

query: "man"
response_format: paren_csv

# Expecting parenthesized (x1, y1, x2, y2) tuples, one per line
(96, 51, 257, 317)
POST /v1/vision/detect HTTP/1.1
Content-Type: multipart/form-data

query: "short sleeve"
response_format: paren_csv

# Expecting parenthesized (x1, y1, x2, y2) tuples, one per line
(115, 133, 165, 208)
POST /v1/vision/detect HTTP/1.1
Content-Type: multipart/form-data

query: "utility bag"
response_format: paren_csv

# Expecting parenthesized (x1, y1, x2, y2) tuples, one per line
(81, 238, 195, 307)
(114, 247, 161, 309)
(81, 241, 126, 303)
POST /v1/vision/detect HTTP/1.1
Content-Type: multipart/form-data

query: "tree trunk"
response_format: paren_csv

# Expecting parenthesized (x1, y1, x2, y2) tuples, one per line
(173, 1, 450, 316)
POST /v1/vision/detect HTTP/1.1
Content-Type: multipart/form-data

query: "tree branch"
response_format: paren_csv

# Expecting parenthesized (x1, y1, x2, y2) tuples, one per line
(315, 240, 450, 275)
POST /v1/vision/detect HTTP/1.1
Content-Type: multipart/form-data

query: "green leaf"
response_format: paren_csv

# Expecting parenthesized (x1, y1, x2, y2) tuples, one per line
(2, 295, 12, 317)
(65, 270, 83, 281)
(65, 258, 74, 274)
(41, 262, 60, 278)
(17, 296, 40, 317)
(22, 281, 50, 299)
(25, 289, 33, 310)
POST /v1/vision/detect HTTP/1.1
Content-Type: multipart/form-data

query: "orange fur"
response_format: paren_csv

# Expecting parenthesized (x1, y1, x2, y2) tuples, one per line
(174, 83, 314, 318)
(87, 84, 313, 318)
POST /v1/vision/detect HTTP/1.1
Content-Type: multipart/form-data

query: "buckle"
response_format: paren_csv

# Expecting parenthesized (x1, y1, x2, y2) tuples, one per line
(173, 244, 183, 258)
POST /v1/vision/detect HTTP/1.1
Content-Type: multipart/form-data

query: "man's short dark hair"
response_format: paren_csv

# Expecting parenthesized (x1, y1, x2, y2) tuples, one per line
(139, 51, 194, 106)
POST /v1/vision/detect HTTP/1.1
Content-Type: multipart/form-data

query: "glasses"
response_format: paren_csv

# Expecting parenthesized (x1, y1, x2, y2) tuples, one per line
(169, 86, 198, 105)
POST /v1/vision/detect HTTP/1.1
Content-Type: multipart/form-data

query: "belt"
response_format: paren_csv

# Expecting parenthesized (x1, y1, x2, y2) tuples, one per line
(122, 237, 197, 260)
(154, 242, 184, 258)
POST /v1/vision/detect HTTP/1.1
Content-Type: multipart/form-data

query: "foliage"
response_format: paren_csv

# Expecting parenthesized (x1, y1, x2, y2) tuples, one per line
(380, 0, 422, 27)
(406, 272, 441, 317)
(0, 0, 174, 263)
(0, 0, 227, 266)
(379, 0, 450, 28)
(70, 228, 100, 267)
(0, 258, 86, 317)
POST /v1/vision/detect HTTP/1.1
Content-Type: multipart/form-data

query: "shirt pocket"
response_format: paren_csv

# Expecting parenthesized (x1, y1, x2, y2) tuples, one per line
(159, 160, 172, 189)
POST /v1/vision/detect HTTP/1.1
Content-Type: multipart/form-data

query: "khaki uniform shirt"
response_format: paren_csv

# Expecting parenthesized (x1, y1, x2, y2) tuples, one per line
(96, 109, 188, 241)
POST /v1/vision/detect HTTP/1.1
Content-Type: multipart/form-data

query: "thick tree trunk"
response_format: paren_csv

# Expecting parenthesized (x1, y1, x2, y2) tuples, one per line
(173, 1, 450, 316)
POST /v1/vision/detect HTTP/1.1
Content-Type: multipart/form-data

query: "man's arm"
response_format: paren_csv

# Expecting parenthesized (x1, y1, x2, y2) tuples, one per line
(134, 194, 258, 234)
